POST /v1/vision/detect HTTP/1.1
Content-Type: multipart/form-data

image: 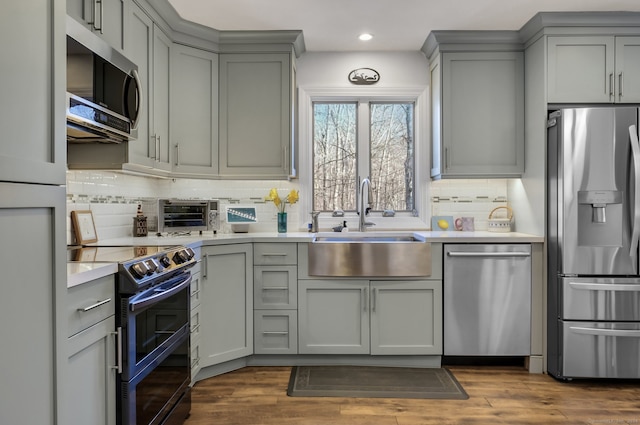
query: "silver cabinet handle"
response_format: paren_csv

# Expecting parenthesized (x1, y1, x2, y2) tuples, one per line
(156, 135, 161, 162)
(202, 257, 208, 278)
(570, 326, 640, 338)
(372, 288, 377, 312)
(190, 289, 201, 297)
(175, 143, 180, 166)
(619, 72, 624, 99)
(363, 287, 368, 312)
(609, 73, 614, 100)
(262, 331, 289, 335)
(261, 253, 288, 257)
(77, 298, 111, 312)
(111, 327, 122, 374)
(444, 147, 449, 170)
(262, 287, 289, 290)
(191, 323, 201, 333)
(447, 251, 531, 258)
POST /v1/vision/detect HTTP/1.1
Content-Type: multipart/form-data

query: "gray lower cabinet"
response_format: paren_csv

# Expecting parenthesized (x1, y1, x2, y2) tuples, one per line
(0, 183, 67, 425)
(66, 0, 127, 51)
(189, 248, 203, 382)
(548, 36, 640, 104)
(429, 50, 524, 179)
(298, 279, 442, 355)
(200, 244, 253, 368)
(253, 242, 298, 354)
(67, 275, 117, 425)
(171, 44, 219, 176)
(219, 53, 294, 178)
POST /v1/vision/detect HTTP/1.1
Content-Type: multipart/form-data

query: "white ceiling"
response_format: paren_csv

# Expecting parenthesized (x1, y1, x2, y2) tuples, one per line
(167, 0, 640, 52)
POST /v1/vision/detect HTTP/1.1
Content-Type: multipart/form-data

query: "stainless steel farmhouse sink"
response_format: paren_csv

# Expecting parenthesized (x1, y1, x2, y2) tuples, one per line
(308, 232, 431, 277)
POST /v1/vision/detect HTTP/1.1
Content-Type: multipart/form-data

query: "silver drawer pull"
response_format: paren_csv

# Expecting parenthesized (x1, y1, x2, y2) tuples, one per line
(191, 289, 201, 296)
(262, 287, 289, 290)
(77, 298, 111, 312)
(261, 253, 287, 256)
(262, 331, 288, 335)
(191, 324, 201, 333)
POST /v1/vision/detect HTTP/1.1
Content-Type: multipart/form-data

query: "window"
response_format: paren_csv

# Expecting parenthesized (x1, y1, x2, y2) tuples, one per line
(312, 100, 415, 213)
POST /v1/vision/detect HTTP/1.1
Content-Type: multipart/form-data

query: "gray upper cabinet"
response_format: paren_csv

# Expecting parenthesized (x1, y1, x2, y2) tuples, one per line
(171, 44, 219, 176)
(430, 50, 524, 179)
(219, 53, 294, 179)
(548, 36, 640, 104)
(67, 0, 127, 52)
(0, 0, 66, 185)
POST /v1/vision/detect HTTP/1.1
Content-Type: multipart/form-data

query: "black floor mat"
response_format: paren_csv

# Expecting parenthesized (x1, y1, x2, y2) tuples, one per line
(287, 365, 468, 399)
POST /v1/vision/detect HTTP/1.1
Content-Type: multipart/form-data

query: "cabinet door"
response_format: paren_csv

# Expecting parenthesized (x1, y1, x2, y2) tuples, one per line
(429, 55, 443, 178)
(219, 53, 292, 178)
(0, 0, 66, 185)
(171, 44, 219, 176)
(150, 25, 172, 172)
(370, 281, 442, 355)
(615, 36, 640, 103)
(298, 280, 369, 354)
(440, 51, 524, 177)
(66, 0, 126, 51)
(200, 244, 253, 366)
(548, 36, 615, 103)
(125, 3, 154, 168)
(0, 183, 67, 425)
(67, 317, 116, 425)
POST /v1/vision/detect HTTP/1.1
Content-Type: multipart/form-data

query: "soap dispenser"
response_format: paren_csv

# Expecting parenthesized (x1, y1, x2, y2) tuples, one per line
(341, 220, 349, 232)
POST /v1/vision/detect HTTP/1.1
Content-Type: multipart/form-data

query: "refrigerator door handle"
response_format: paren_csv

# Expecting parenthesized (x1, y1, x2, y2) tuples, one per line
(569, 281, 640, 292)
(628, 125, 640, 258)
(570, 326, 640, 338)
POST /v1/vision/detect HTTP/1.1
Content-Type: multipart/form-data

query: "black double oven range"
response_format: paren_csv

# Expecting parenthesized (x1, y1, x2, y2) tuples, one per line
(69, 245, 196, 425)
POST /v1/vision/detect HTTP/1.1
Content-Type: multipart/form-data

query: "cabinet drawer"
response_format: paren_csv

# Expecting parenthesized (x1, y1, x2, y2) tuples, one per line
(253, 243, 297, 265)
(254, 310, 298, 354)
(190, 270, 202, 309)
(67, 275, 115, 337)
(254, 265, 297, 309)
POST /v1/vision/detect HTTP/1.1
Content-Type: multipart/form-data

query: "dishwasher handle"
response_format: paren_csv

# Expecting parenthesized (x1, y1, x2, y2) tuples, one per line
(447, 251, 531, 258)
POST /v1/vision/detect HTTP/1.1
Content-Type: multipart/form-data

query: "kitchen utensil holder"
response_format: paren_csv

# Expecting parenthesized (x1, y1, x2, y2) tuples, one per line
(487, 206, 513, 233)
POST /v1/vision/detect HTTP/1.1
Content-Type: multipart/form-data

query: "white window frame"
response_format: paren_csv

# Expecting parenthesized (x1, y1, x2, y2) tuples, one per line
(298, 86, 430, 231)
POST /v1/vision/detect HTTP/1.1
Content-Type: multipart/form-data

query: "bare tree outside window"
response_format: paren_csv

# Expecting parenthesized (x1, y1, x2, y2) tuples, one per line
(313, 103, 357, 211)
(312, 101, 415, 213)
(370, 103, 415, 211)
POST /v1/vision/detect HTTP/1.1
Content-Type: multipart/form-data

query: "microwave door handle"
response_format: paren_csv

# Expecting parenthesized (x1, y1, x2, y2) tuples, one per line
(629, 125, 640, 259)
(130, 274, 192, 312)
(130, 69, 142, 130)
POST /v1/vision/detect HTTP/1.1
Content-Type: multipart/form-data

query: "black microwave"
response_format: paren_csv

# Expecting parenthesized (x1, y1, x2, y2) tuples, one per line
(66, 17, 141, 143)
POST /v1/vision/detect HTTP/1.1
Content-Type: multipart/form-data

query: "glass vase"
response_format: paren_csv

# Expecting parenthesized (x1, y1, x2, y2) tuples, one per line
(277, 212, 287, 233)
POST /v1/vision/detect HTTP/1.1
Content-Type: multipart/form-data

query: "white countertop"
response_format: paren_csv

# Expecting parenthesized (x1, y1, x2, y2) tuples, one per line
(68, 230, 544, 287)
(67, 262, 118, 288)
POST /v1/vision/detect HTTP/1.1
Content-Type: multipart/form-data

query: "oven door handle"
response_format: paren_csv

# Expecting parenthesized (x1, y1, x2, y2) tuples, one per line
(130, 274, 192, 312)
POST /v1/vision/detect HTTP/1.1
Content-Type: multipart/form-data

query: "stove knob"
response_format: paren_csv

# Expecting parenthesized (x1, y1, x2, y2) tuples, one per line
(185, 247, 196, 260)
(145, 259, 159, 275)
(130, 261, 150, 279)
(173, 251, 187, 264)
(159, 255, 172, 268)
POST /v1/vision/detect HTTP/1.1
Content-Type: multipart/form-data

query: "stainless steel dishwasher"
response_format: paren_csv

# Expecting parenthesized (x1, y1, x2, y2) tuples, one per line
(444, 244, 531, 356)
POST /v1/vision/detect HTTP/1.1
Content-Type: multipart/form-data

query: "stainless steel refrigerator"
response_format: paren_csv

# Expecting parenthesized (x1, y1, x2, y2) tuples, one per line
(547, 106, 640, 379)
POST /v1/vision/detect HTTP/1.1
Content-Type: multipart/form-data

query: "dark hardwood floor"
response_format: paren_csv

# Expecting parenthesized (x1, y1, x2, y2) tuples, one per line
(185, 365, 640, 424)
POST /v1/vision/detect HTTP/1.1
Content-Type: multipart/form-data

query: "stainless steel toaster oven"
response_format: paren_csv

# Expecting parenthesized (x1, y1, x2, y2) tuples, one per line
(157, 199, 219, 234)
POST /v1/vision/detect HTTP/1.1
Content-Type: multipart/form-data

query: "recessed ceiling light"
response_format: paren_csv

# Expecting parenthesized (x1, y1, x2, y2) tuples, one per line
(359, 33, 373, 41)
